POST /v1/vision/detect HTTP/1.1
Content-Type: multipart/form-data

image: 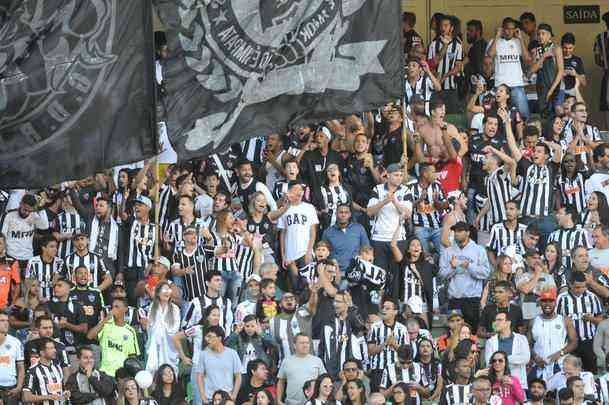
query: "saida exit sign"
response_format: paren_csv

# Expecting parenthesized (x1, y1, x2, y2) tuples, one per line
(564, 5, 600, 24)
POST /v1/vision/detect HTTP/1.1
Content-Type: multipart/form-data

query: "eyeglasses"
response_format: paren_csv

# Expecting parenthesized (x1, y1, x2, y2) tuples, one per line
(491, 358, 505, 363)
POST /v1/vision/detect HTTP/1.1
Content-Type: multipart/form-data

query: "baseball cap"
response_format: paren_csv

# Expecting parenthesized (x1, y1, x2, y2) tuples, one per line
(448, 310, 464, 320)
(247, 274, 261, 284)
(451, 221, 470, 232)
(407, 296, 423, 314)
(156, 256, 171, 269)
(538, 289, 557, 301)
(320, 126, 332, 141)
(134, 195, 152, 208)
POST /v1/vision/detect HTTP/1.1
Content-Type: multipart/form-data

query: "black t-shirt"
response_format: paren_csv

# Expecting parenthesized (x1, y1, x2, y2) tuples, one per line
(236, 382, 273, 405)
(478, 303, 524, 334)
(466, 38, 488, 78)
(69, 287, 105, 344)
(48, 299, 87, 346)
(563, 55, 585, 90)
(343, 155, 376, 207)
(382, 127, 404, 168)
(467, 134, 508, 191)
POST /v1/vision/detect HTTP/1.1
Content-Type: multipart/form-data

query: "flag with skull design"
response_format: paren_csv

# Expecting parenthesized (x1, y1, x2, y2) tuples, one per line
(155, 0, 404, 160)
(0, 0, 156, 187)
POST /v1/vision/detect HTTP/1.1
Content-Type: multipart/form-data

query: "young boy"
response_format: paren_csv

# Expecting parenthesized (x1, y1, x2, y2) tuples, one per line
(345, 246, 386, 318)
(255, 278, 279, 322)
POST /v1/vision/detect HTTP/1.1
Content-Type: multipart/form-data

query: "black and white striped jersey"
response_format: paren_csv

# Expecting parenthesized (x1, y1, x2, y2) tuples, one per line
(367, 320, 409, 370)
(172, 246, 208, 301)
(182, 294, 233, 332)
(485, 167, 514, 225)
(320, 184, 352, 228)
(62, 251, 109, 289)
(158, 184, 177, 236)
(408, 181, 445, 229)
(125, 220, 156, 269)
(405, 74, 436, 115)
(240, 136, 266, 167)
(519, 163, 558, 217)
(381, 363, 423, 405)
(557, 290, 603, 341)
(561, 123, 602, 168)
(26, 256, 64, 300)
(24, 361, 65, 405)
(556, 173, 588, 214)
(427, 37, 463, 90)
(400, 263, 425, 303)
(319, 317, 355, 378)
(205, 232, 253, 277)
(595, 374, 609, 403)
(164, 217, 207, 253)
(546, 227, 592, 268)
(487, 222, 527, 256)
(440, 383, 472, 405)
(54, 211, 86, 258)
(474, 194, 493, 233)
(88, 216, 119, 262)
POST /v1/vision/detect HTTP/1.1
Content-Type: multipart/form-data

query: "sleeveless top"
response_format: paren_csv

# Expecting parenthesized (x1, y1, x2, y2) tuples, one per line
(531, 314, 567, 361)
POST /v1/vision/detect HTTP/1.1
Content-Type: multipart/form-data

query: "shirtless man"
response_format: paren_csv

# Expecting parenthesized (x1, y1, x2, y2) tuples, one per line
(418, 98, 460, 161)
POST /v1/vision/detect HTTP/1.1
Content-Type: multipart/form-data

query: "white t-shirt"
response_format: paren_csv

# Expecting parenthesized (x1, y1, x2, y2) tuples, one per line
(0, 210, 49, 260)
(194, 194, 214, 219)
(277, 202, 319, 261)
(0, 335, 24, 386)
(489, 38, 525, 87)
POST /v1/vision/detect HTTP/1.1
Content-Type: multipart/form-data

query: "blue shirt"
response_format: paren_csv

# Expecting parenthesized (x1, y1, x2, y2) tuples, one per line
(322, 222, 370, 271)
(498, 333, 514, 356)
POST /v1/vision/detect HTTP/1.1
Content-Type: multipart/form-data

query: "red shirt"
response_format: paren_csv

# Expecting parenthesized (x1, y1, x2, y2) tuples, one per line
(435, 158, 463, 194)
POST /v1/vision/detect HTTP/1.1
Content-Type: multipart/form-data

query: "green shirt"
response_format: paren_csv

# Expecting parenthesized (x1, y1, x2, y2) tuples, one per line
(98, 319, 140, 376)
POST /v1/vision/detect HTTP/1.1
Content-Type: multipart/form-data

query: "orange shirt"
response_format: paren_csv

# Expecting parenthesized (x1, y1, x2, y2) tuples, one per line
(0, 259, 20, 309)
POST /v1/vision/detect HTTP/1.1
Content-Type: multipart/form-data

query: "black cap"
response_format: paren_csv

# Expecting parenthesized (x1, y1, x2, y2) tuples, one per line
(451, 221, 470, 232)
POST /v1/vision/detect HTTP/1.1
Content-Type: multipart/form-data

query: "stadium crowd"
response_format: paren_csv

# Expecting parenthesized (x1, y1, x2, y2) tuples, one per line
(1, 8, 609, 405)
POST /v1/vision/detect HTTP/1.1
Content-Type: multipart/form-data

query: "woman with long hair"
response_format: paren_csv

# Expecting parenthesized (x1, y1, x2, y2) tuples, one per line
(388, 382, 410, 405)
(151, 364, 186, 405)
(113, 168, 133, 223)
(391, 235, 435, 328)
(246, 191, 277, 264)
(172, 305, 222, 405)
(545, 242, 568, 292)
(488, 351, 525, 405)
(341, 379, 366, 405)
(415, 338, 443, 401)
(252, 390, 277, 405)
(495, 85, 524, 139)
(211, 390, 231, 405)
(119, 377, 158, 405)
(556, 152, 588, 212)
(319, 163, 352, 230)
(143, 281, 181, 373)
(305, 374, 340, 405)
(480, 255, 515, 308)
(582, 191, 609, 232)
(10, 278, 44, 342)
(543, 115, 564, 143)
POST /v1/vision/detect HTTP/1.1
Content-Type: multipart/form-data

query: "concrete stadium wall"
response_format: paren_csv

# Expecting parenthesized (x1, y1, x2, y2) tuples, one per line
(403, 0, 609, 127)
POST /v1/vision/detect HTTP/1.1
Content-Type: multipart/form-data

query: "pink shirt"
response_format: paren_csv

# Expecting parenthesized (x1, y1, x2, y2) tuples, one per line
(491, 375, 525, 405)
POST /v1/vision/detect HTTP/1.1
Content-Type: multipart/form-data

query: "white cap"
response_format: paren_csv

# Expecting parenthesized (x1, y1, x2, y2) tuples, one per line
(321, 126, 332, 141)
(157, 256, 171, 269)
(407, 296, 424, 314)
(135, 195, 153, 208)
(247, 274, 261, 283)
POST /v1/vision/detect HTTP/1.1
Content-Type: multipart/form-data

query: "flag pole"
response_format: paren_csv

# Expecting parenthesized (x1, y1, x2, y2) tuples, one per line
(401, 97, 410, 183)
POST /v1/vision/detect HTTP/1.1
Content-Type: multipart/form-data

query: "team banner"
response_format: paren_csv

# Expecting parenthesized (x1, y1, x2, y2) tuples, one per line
(0, 0, 157, 188)
(155, 0, 403, 160)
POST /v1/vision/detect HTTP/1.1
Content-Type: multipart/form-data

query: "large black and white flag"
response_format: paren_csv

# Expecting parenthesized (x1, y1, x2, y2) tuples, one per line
(156, 0, 403, 160)
(0, 1, 156, 188)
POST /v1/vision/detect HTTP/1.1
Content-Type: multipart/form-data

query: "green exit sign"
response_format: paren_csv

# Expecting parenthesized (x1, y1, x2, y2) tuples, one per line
(564, 5, 601, 24)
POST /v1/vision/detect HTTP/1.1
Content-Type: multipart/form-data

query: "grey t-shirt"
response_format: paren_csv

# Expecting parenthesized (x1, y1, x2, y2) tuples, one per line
(278, 354, 326, 405)
(195, 347, 242, 401)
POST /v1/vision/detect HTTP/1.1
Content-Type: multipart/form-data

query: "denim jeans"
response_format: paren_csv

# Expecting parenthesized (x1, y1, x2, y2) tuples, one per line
(509, 85, 530, 121)
(414, 226, 442, 255)
(221, 270, 243, 308)
(191, 368, 203, 405)
(466, 188, 478, 225)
